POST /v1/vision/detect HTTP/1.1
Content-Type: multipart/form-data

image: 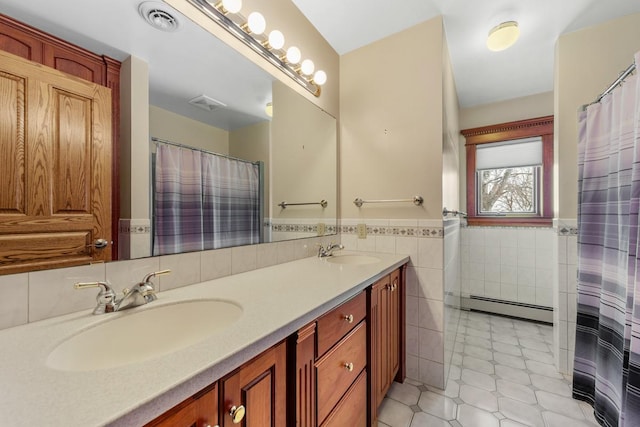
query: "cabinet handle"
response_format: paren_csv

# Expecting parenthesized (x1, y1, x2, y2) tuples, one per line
(343, 314, 354, 323)
(344, 362, 354, 372)
(229, 405, 246, 424)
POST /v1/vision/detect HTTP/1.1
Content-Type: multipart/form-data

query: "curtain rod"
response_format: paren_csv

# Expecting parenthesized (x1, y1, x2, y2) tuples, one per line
(151, 137, 260, 166)
(581, 62, 636, 111)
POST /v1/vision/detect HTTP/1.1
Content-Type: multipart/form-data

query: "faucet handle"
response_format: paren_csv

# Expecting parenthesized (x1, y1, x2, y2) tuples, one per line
(74, 281, 116, 314)
(141, 269, 171, 284)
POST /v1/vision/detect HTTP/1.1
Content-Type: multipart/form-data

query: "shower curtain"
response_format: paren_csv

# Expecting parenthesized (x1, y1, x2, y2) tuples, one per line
(154, 143, 260, 255)
(574, 52, 640, 427)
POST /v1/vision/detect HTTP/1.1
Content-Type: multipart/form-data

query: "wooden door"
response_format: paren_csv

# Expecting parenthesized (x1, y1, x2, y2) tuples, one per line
(220, 341, 287, 427)
(0, 50, 111, 274)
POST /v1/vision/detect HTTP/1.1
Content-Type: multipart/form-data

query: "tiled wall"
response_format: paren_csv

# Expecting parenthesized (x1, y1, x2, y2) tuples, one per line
(443, 218, 462, 383)
(341, 218, 447, 388)
(553, 219, 578, 374)
(460, 226, 555, 307)
(0, 236, 338, 330)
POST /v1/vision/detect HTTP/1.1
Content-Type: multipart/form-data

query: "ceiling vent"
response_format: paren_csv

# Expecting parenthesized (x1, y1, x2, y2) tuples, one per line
(188, 95, 227, 112)
(139, 2, 180, 32)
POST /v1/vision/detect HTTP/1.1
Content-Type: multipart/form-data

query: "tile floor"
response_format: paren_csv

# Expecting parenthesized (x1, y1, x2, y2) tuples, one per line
(378, 310, 599, 427)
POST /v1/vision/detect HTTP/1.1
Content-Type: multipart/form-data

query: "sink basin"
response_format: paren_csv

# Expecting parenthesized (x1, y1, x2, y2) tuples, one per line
(325, 254, 380, 265)
(46, 299, 242, 372)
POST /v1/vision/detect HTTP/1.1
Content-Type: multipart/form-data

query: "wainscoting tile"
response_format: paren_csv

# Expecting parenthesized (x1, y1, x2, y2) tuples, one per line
(158, 252, 201, 291)
(106, 256, 160, 294)
(201, 248, 232, 280)
(29, 263, 106, 322)
(231, 245, 257, 274)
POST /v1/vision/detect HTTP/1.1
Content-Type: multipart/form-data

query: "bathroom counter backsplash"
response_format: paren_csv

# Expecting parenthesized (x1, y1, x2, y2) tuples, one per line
(0, 251, 409, 427)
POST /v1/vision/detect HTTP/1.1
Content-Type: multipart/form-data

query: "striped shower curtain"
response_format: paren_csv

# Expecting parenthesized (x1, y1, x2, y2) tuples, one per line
(153, 144, 260, 255)
(573, 52, 640, 427)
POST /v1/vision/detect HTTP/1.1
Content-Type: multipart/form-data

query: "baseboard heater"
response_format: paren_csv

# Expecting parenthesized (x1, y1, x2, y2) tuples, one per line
(463, 295, 553, 325)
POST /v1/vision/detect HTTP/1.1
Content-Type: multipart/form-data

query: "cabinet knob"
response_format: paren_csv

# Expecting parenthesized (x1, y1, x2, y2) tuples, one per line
(229, 405, 246, 424)
(343, 314, 354, 323)
(344, 362, 354, 372)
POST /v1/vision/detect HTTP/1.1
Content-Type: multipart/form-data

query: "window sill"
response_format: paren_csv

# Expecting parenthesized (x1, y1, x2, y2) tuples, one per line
(466, 217, 552, 227)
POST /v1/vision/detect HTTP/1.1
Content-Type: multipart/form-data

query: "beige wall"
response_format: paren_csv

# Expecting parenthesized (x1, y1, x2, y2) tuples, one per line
(166, 0, 339, 118)
(271, 81, 337, 220)
(555, 12, 640, 218)
(119, 56, 150, 220)
(229, 121, 271, 215)
(458, 91, 554, 210)
(442, 32, 460, 212)
(340, 17, 444, 219)
(149, 105, 229, 154)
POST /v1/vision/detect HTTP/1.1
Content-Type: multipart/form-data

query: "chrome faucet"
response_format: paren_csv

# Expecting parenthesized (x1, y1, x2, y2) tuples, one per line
(317, 243, 344, 257)
(75, 269, 171, 314)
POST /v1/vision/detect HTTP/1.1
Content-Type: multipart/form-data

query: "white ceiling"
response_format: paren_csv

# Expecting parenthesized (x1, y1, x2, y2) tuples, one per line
(2, 0, 639, 122)
(292, 0, 640, 107)
(0, 0, 275, 130)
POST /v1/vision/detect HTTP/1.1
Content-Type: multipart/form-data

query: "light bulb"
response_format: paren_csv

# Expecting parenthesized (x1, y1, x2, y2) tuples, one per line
(300, 59, 314, 75)
(268, 30, 285, 50)
(221, 0, 241, 14)
(247, 12, 266, 35)
(313, 70, 327, 85)
(286, 46, 301, 64)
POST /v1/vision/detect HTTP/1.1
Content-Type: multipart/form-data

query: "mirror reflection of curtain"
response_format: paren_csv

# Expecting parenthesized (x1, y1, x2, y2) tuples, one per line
(153, 144, 260, 255)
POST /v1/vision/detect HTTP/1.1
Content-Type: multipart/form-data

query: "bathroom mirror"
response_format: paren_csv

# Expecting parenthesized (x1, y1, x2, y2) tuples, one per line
(0, 0, 337, 265)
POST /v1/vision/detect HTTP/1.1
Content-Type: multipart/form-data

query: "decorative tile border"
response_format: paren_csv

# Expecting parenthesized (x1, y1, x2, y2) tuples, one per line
(271, 223, 337, 234)
(339, 225, 444, 238)
(557, 227, 578, 236)
(118, 219, 151, 234)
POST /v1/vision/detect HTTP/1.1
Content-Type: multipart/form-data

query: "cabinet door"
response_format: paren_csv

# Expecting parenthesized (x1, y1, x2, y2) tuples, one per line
(146, 383, 218, 427)
(0, 50, 112, 274)
(369, 274, 391, 412)
(220, 341, 287, 427)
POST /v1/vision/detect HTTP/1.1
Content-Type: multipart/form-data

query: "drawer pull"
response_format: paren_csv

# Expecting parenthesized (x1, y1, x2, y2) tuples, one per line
(344, 362, 354, 372)
(343, 314, 354, 323)
(229, 405, 246, 424)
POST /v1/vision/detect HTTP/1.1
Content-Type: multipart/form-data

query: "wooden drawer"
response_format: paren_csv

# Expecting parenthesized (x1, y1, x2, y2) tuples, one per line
(316, 291, 366, 357)
(320, 370, 367, 427)
(316, 321, 367, 424)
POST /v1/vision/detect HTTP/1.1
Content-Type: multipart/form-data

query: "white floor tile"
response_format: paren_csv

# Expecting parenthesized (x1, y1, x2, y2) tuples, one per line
(417, 391, 458, 420)
(498, 398, 545, 427)
(457, 404, 499, 427)
(410, 412, 450, 427)
(387, 381, 422, 406)
(541, 411, 598, 427)
(496, 380, 537, 404)
(463, 356, 495, 375)
(495, 365, 531, 385)
(459, 384, 499, 412)
(535, 391, 585, 419)
(461, 368, 497, 391)
(378, 398, 414, 427)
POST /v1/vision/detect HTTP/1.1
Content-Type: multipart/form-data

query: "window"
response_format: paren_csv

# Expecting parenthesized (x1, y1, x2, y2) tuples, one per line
(462, 116, 553, 226)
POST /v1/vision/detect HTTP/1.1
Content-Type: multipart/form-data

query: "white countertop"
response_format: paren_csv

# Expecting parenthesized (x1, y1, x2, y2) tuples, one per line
(0, 251, 408, 426)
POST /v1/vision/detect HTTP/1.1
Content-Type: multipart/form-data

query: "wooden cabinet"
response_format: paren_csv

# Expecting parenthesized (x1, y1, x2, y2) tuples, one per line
(146, 265, 406, 427)
(369, 268, 404, 425)
(293, 291, 368, 427)
(146, 341, 286, 427)
(146, 383, 218, 427)
(219, 340, 287, 427)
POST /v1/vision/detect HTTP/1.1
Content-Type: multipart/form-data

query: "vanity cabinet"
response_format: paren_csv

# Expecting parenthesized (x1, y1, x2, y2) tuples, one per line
(219, 340, 287, 426)
(146, 383, 218, 427)
(293, 290, 370, 427)
(146, 340, 286, 427)
(145, 265, 405, 427)
(369, 268, 403, 425)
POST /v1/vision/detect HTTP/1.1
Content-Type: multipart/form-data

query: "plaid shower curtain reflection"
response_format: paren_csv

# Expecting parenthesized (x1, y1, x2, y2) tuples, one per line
(153, 143, 260, 255)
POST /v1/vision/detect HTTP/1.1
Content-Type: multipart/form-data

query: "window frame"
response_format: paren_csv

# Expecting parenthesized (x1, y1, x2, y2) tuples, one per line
(462, 116, 554, 227)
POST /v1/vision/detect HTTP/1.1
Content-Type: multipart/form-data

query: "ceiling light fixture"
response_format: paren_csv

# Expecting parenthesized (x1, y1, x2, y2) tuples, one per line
(187, 0, 326, 96)
(487, 21, 520, 52)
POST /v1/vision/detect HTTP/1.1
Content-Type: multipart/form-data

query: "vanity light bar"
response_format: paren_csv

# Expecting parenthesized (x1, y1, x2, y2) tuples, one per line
(187, 0, 325, 96)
